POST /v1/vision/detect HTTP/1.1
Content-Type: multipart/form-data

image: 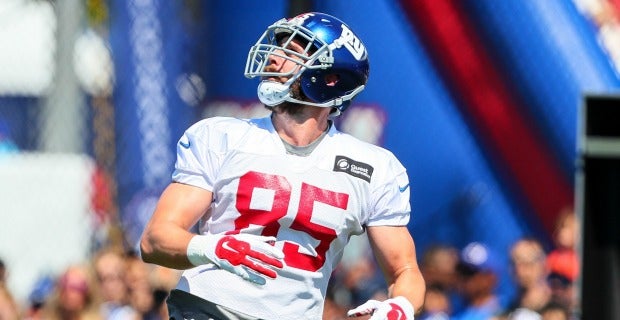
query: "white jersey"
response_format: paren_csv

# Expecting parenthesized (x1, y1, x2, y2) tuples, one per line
(172, 116, 411, 320)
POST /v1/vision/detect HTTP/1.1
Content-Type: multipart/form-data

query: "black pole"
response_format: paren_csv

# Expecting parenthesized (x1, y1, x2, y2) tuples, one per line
(579, 95, 620, 320)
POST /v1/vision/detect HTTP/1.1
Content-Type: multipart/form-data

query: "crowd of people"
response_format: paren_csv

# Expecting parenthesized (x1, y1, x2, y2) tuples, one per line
(0, 211, 580, 320)
(320, 210, 580, 320)
(414, 210, 580, 320)
(0, 245, 182, 320)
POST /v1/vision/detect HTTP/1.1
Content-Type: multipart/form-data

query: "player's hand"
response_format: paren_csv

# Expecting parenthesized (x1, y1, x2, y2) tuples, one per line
(187, 233, 285, 285)
(347, 296, 415, 320)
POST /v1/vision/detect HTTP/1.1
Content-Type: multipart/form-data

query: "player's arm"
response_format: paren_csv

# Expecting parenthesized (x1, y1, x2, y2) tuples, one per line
(140, 182, 212, 269)
(368, 225, 425, 310)
(140, 181, 285, 284)
(348, 225, 425, 319)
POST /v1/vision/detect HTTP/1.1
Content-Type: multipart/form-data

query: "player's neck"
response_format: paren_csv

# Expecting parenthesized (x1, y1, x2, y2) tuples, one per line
(271, 106, 330, 147)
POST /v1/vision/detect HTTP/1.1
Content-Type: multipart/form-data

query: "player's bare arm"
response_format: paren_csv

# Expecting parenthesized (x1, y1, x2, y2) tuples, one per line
(368, 225, 426, 313)
(140, 182, 213, 269)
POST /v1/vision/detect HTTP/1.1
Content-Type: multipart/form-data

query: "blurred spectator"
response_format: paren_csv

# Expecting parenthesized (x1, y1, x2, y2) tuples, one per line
(546, 272, 575, 315)
(546, 209, 579, 315)
(125, 252, 177, 320)
(324, 234, 388, 318)
(125, 254, 156, 319)
(539, 301, 570, 320)
(546, 210, 579, 283)
(421, 244, 460, 290)
(93, 247, 139, 319)
(453, 242, 503, 320)
(418, 284, 451, 320)
(40, 264, 102, 320)
(342, 255, 387, 305)
(147, 264, 180, 297)
(0, 285, 20, 320)
(507, 238, 551, 313)
(420, 243, 461, 316)
(147, 265, 180, 320)
(25, 275, 55, 319)
(0, 258, 20, 320)
(324, 255, 387, 319)
(504, 307, 542, 320)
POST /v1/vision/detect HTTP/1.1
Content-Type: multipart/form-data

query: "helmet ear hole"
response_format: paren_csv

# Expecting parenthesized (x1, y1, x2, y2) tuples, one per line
(325, 74, 339, 87)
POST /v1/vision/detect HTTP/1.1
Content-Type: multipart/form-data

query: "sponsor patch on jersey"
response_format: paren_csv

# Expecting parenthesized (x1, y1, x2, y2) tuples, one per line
(333, 156, 373, 183)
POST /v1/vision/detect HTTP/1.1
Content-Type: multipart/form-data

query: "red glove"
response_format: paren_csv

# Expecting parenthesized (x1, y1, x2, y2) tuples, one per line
(187, 233, 285, 285)
(347, 296, 415, 320)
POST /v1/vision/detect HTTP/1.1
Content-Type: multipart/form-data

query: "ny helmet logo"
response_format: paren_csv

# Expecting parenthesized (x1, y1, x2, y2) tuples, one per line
(338, 24, 366, 61)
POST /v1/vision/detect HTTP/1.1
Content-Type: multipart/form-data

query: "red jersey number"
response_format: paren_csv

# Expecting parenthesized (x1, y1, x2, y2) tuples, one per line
(235, 171, 349, 272)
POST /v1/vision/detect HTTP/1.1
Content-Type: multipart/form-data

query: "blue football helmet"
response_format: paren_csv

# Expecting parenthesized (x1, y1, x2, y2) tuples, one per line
(244, 12, 370, 115)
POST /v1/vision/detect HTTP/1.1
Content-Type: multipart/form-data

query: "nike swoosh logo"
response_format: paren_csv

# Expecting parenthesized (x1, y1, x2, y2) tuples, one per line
(220, 240, 239, 254)
(179, 140, 190, 149)
(398, 183, 410, 192)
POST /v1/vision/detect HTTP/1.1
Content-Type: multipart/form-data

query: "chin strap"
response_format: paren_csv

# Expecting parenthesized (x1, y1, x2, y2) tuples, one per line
(257, 80, 365, 112)
(257, 81, 291, 106)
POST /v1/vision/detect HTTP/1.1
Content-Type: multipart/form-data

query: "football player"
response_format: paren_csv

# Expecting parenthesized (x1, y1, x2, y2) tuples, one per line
(140, 12, 425, 320)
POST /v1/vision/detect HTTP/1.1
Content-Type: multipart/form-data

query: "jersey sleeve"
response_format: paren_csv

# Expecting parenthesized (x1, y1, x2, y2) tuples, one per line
(367, 154, 411, 227)
(171, 120, 225, 191)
